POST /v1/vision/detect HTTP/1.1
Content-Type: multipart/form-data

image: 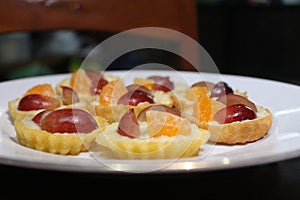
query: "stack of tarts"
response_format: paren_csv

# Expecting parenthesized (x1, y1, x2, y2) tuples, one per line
(7, 69, 273, 160)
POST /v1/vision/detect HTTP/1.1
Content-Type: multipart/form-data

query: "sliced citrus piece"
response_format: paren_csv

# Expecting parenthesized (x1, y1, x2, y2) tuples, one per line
(24, 83, 55, 97)
(185, 86, 208, 101)
(99, 80, 128, 106)
(70, 69, 92, 95)
(193, 94, 212, 123)
(146, 110, 191, 137)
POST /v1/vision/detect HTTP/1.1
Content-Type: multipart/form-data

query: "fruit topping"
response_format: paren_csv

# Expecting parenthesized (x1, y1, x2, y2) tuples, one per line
(117, 108, 141, 138)
(70, 69, 92, 95)
(85, 69, 104, 82)
(118, 90, 154, 106)
(146, 110, 191, 137)
(60, 86, 80, 105)
(32, 110, 53, 124)
(210, 81, 233, 98)
(99, 80, 128, 106)
(148, 76, 174, 92)
(217, 93, 257, 112)
(18, 94, 60, 111)
(193, 91, 212, 123)
(117, 106, 188, 138)
(38, 108, 99, 133)
(91, 77, 108, 95)
(213, 104, 257, 124)
(85, 70, 108, 95)
(133, 77, 155, 89)
(24, 83, 55, 97)
(185, 86, 209, 101)
(69, 69, 109, 96)
(126, 84, 152, 95)
(191, 81, 215, 91)
(137, 105, 181, 121)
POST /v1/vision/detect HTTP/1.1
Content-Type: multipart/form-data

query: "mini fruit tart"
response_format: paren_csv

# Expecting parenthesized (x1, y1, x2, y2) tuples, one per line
(208, 104, 272, 144)
(14, 108, 107, 155)
(95, 105, 210, 159)
(56, 69, 120, 101)
(8, 83, 61, 121)
(91, 78, 179, 124)
(183, 81, 273, 144)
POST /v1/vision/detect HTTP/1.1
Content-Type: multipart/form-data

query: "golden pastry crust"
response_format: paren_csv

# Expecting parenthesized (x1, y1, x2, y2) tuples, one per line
(14, 115, 107, 155)
(208, 107, 272, 144)
(95, 122, 210, 159)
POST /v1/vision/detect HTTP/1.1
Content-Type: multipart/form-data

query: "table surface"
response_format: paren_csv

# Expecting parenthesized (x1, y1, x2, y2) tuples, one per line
(1, 156, 300, 199)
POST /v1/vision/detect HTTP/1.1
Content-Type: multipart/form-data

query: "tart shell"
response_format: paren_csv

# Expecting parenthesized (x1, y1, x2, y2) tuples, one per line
(14, 116, 106, 155)
(208, 107, 273, 144)
(95, 123, 210, 159)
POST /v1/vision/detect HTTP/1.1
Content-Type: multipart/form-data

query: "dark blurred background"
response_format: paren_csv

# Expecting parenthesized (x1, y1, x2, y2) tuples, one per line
(0, 0, 300, 84)
(198, 0, 300, 84)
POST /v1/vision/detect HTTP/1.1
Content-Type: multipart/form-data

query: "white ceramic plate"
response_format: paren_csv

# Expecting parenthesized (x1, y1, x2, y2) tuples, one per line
(1, 70, 300, 173)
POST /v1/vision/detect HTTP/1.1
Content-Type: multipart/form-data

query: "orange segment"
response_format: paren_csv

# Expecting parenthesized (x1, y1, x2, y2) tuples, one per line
(193, 94, 212, 123)
(134, 77, 155, 89)
(185, 86, 208, 101)
(99, 80, 128, 106)
(24, 84, 55, 97)
(70, 69, 91, 95)
(146, 110, 191, 137)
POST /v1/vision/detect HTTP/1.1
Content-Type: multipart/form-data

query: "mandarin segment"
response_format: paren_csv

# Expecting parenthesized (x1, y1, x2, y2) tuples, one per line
(185, 86, 208, 101)
(24, 83, 55, 97)
(70, 69, 92, 95)
(193, 94, 212, 123)
(191, 81, 215, 91)
(99, 80, 128, 106)
(146, 110, 191, 137)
